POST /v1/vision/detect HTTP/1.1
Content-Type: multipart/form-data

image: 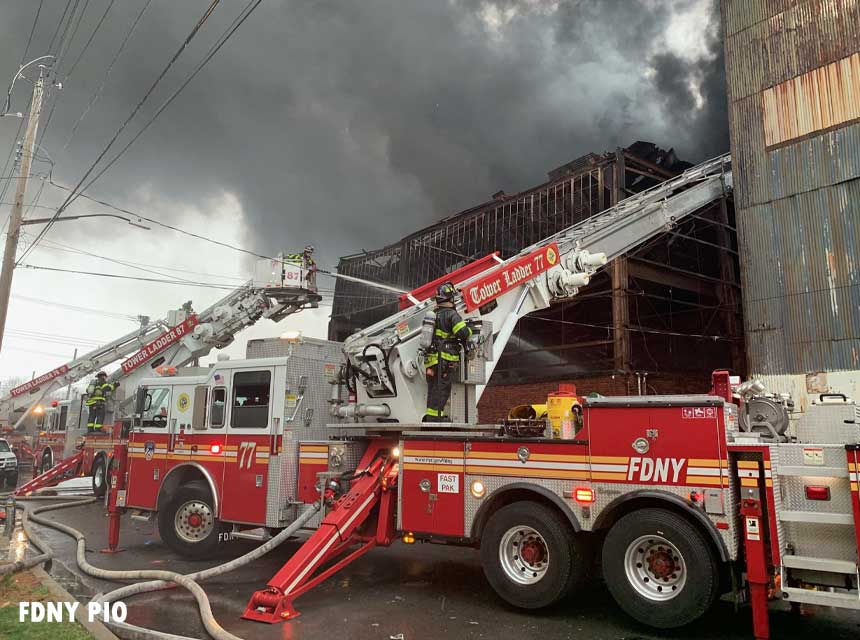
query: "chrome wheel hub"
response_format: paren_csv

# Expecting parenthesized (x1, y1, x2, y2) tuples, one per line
(499, 525, 549, 585)
(174, 500, 214, 543)
(624, 534, 687, 601)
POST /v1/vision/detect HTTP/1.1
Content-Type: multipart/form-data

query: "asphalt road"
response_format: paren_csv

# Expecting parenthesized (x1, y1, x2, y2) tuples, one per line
(21, 501, 860, 640)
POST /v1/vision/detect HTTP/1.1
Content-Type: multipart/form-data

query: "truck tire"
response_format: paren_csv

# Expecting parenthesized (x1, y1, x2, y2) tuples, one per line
(157, 481, 221, 559)
(91, 456, 107, 499)
(602, 508, 720, 629)
(480, 501, 584, 609)
(39, 451, 52, 475)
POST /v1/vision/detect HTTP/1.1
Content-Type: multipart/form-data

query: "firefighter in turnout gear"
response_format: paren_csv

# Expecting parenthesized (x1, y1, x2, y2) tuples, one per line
(285, 245, 317, 292)
(424, 282, 472, 422)
(86, 372, 119, 433)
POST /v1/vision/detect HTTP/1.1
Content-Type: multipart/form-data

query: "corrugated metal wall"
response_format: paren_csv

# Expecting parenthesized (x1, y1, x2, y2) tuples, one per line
(723, 0, 860, 376)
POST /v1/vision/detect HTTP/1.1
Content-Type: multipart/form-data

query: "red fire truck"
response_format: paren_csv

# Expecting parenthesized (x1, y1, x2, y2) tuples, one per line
(14, 268, 321, 499)
(100, 155, 860, 637)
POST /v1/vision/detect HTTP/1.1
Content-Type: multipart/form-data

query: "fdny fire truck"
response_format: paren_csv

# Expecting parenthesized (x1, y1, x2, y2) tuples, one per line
(64, 153, 860, 638)
(13, 261, 321, 499)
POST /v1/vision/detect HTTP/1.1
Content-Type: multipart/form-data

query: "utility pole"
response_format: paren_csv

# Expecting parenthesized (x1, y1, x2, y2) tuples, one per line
(0, 70, 45, 351)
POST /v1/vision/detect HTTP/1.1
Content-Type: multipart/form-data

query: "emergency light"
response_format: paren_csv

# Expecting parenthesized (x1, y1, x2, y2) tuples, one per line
(209, 443, 222, 455)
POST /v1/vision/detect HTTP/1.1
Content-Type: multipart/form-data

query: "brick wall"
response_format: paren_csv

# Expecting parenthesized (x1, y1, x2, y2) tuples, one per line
(477, 372, 712, 423)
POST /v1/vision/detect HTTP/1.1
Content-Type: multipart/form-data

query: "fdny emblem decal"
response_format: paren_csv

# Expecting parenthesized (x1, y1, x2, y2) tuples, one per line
(144, 441, 156, 461)
(628, 457, 686, 483)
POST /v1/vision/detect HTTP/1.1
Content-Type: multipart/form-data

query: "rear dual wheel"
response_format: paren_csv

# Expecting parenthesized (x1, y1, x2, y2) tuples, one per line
(480, 501, 586, 609)
(601, 508, 721, 629)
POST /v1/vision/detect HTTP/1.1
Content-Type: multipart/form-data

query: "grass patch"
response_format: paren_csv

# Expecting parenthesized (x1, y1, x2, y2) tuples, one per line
(0, 571, 91, 639)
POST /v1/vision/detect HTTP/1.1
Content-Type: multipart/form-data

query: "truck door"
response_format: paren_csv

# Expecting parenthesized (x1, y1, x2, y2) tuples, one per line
(219, 368, 275, 524)
(126, 386, 172, 509)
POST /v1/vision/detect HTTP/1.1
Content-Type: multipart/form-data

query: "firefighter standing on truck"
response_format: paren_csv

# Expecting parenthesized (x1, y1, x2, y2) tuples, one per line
(424, 282, 472, 422)
(86, 372, 119, 433)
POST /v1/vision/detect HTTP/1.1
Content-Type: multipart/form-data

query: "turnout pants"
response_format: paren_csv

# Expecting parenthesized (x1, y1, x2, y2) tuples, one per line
(424, 359, 457, 422)
(87, 403, 105, 432)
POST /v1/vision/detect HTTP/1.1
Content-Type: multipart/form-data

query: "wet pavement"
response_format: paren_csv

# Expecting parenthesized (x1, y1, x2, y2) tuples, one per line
(16, 500, 860, 640)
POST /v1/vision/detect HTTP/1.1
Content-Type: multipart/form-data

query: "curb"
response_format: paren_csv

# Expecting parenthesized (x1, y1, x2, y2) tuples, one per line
(31, 565, 119, 640)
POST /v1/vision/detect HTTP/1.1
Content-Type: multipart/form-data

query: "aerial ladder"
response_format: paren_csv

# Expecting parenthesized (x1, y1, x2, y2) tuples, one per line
(14, 262, 322, 496)
(244, 153, 734, 621)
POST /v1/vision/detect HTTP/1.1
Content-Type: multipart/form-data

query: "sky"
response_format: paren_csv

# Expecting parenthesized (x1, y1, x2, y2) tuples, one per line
(0, 0, 728, 385)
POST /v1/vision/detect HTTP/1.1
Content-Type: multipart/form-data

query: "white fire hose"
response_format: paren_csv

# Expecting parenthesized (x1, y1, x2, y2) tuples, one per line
(3, 492, 321, 640)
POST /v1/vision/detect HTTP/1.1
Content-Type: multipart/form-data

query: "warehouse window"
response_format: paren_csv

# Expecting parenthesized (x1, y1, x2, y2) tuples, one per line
(231, 371, 271, 429)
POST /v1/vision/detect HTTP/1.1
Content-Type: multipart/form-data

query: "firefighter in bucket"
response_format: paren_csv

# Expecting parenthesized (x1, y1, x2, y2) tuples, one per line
(423, 282, 472, 422)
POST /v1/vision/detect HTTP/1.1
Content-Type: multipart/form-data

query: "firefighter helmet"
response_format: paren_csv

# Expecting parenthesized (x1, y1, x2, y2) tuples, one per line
(304, 245, 315, 254)
(435, 282, 457, 303)
(96, 371, 107, 378)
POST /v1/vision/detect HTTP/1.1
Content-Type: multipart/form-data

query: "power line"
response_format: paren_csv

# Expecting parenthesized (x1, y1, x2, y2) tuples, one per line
(48, 179, 273, 260)
(19, 0, 222, 264)
(62, 0, 153, 151)
(11, 293, 138, 322)
(64, 0, 116, 80)
(19, 263, 240, 290)
(78, 0, 265, 195)
(20, 0, 46, 65)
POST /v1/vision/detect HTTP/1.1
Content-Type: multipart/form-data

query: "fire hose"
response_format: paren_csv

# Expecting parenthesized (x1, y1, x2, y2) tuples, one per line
(1, 493, 321, 640)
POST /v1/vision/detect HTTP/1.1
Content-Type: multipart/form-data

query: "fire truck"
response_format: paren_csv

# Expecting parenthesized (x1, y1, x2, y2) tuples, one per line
(14, 259, 321, 498)
(74, 152, 860, 638)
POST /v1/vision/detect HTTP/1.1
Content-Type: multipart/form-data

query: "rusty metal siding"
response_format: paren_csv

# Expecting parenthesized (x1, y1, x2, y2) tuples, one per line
(724, 0, 860, 375)
(723, 0, 860, 100)
(763, 52, 860, 147)
(737, 177, 860, 375)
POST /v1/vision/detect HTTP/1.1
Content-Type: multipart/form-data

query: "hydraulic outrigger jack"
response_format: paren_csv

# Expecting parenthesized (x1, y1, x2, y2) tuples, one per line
(242, 440, 400, 623)
(15, 451, 83, 497)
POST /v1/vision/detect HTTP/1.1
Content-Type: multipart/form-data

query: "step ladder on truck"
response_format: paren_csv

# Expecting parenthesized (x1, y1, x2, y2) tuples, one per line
(13, 260, 321, 498)
(105, 153, 860, 639)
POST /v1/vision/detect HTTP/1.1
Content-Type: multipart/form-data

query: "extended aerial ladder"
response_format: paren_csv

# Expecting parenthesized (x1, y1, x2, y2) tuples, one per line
(13, 265, 321, 496)
(244, 153, 734, 621)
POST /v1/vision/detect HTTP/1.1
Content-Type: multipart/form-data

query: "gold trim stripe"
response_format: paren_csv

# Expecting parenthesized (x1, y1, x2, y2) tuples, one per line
(737, 461, 759, 469)
(685, 476, 723, 486)
(740, 478, 758, 487)
(688, 458, 728, 468)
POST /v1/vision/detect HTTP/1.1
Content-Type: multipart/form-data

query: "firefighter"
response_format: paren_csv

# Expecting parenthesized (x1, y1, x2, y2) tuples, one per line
(424, 282, 472, 422)
(285, 245, 317, 291)
(85, 372, 119, 433)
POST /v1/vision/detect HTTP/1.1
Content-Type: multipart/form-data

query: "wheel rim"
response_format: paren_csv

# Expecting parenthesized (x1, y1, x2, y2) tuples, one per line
(174, 500, 214, 543)
(624, 534, 687, 601)
(499, 525, 550, 585)
(93, 464, 104, 489)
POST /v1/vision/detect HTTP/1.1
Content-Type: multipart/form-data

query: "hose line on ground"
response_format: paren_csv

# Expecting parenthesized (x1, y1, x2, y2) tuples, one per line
(9, 494, 321, 640)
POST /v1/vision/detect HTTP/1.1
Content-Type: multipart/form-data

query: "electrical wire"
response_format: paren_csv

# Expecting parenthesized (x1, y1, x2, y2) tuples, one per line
(62, 0, 153, 151)
(19, 264, 240, 290)
(11, 293, 139, 322)
(20, 0, 46, 66)
(77, 0, 265, 196)
(19, 0, 223, 264)
(48, 179, 273, 260)
(64, 0, 115, 80)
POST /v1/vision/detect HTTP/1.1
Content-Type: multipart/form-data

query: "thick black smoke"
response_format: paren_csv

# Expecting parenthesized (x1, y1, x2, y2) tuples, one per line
(0, 0, 728, 268)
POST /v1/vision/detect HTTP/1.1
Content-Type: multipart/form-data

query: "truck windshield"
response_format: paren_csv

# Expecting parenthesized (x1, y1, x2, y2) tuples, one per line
(0, 441, 10, 452)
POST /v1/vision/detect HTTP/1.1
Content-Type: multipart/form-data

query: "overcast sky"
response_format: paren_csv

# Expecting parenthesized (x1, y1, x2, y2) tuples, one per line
(0, 0, 727, 384)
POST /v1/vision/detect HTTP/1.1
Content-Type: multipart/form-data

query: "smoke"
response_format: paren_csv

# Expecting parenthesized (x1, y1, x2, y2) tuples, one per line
(0, 0, 728, 268)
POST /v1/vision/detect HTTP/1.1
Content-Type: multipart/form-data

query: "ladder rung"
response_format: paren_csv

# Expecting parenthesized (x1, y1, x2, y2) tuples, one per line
(779, 511, 855, 525)
(783, 555, 858, 574)
(781, 587, 860, 610)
